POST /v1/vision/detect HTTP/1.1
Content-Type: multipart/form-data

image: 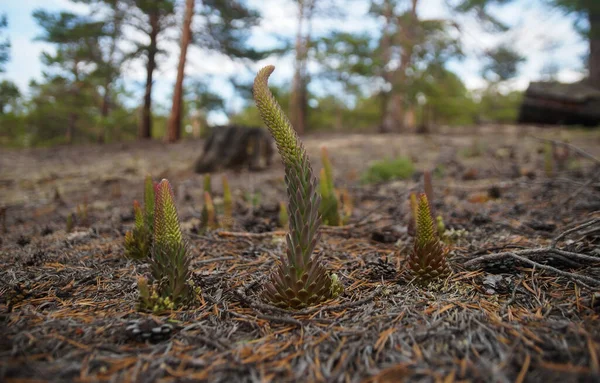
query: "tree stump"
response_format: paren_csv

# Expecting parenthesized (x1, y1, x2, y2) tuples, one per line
(193, 125, 275, 173)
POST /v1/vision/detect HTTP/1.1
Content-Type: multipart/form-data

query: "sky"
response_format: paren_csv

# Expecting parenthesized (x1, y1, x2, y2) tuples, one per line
(1, 0, 589, 124)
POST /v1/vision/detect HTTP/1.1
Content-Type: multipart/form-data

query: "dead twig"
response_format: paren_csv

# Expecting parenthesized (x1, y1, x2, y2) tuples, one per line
(216, 230, 286, 238)
(295, 287, 381, 315)
(505, 252, 599, 289)
(564, 174, 600, 205)
(196, 256, 235, 265)
(551, 218, 600, 248)
(465, 247, 600, 289)
(465, 247, 600, 269)
(227, 307, 302, 327)
(531, 136, 600, 165)
(465, 218, 600, 289)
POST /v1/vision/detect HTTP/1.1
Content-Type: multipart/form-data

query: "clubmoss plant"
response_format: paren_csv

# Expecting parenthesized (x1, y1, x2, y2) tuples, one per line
(407, 194, 450, 283)
(203, 174, 212, 194)
(66, 213, 74, 233)
(339, 188, 353, 225)
(253, 65, 342, 309)
(436, 216, 446, 238)
(201, 191, 218, 230)
(124, 176, 155, 260)
(76, 196, 89, 226)
(124, 201, 147, 259)
(140, 179, 196, 312)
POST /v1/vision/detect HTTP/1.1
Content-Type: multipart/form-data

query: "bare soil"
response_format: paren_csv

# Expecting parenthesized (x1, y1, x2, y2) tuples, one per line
(1, 125, 599, 382)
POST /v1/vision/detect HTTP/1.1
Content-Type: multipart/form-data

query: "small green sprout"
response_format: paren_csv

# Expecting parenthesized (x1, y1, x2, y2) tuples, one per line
(407, 194, 450, 283)
(138, 179, 194, 312)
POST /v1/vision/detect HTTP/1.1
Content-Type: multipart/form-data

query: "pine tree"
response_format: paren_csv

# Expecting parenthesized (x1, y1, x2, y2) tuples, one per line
(32, 9, 105, 143)
(165, 0, 264, 142)
(0, 14, 9, 73)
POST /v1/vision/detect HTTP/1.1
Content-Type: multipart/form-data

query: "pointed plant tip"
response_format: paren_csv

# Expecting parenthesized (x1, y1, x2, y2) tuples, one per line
(253, 65, 276, 89)
(157, 179, 174, 196)
(204, 191, 214, 207)
(260, 64, 275, 76)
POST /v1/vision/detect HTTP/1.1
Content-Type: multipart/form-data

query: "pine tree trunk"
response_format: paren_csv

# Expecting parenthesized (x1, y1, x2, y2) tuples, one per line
(98, 88, 110, 143)
(290, 0, 307, 135)
(167, 0, 195, 143)
(379, 0, 418, 133)
(380, 93, 403, 133)
(589, 5, 600, 89)
(378, 0, 394, 132)
(139, 12, 159, 140)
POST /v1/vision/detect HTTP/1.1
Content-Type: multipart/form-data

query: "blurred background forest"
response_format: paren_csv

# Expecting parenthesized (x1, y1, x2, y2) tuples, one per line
(0, 0, 597, 147)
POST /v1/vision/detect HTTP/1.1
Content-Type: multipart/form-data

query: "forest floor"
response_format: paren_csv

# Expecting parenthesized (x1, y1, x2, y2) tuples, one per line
(1, 125, 599, 383)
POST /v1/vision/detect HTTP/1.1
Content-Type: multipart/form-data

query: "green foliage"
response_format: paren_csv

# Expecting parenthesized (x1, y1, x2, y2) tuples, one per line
(0, 14, 9, 73)
(408, 194, 451, 283)
(0, 80, 20, 114)
(253, 65, 342, 309)
(452, 0, 513, 32)
(197, 0, 264, 60)
(414, 66, 479, 126)
(482, 45, 526, 82)
(361, 157, 415, 184)
(477, 89, 523, 123)
(141, 179, 194, 311)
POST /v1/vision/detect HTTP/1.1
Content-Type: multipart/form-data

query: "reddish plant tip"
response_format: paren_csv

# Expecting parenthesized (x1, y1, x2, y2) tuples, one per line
(156, 179, 174, 197)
